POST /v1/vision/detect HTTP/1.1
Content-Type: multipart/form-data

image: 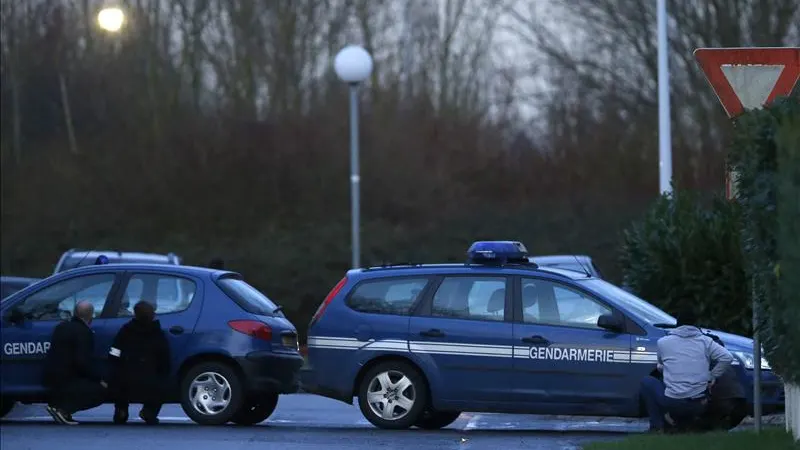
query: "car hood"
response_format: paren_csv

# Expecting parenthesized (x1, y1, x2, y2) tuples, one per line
(655, 327, 754, 352)
(701, 328, 755, 352)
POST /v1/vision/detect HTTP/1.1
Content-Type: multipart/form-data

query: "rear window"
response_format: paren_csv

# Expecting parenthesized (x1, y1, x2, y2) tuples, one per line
(346, 277, 430, 316)
(217, 277, 283, 317)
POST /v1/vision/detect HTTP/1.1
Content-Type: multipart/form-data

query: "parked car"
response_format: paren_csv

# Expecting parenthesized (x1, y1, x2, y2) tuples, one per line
(53, 249, 182, 274)
(1, 277, 40, 301)
(301, 241, 782, 430)
(528, 254, 603, 278)
(1, 262, 303, 425)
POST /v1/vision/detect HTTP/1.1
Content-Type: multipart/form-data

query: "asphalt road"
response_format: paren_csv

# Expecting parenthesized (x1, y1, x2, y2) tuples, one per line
(1, 394, 636, 450)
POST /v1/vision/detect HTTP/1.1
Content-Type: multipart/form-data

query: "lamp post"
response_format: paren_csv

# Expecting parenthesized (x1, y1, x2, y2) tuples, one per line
(334, 45, 373, 269)
(97, 6, 126, 33)
(657, 0, 672, 195)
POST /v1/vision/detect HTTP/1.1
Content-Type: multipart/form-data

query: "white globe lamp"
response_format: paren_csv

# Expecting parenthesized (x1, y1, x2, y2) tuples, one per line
(334, 46, 373, 84)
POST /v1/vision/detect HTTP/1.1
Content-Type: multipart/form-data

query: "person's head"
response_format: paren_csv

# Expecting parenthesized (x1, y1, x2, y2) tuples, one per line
(209, 258, 224, 270)
(675, 306, 698, 327)
(74, 301, 94, 324)
(133, 301, 156, 322)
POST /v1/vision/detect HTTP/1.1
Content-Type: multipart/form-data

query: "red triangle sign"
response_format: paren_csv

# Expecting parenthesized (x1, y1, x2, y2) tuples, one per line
(694, 47, 800, 118)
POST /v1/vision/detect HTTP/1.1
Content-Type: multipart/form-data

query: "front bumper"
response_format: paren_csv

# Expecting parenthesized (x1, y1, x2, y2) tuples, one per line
(235, 351, 304, 395)
(742, 369, 785, 413)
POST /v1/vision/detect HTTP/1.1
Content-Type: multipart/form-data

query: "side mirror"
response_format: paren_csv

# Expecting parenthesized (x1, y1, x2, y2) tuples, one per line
(597, 313, 624, 332)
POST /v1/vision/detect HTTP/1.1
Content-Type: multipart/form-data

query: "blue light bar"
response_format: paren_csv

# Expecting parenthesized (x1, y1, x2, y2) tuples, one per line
(467, 241, 529, 264)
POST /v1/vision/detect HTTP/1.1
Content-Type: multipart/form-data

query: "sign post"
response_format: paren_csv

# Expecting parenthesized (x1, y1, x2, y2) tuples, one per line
(694, 47, 800, 433)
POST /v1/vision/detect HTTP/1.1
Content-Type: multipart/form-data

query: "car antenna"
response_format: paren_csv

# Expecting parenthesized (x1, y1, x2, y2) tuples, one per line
(71, 249, 96, 271)
(572, 255, 592, 278)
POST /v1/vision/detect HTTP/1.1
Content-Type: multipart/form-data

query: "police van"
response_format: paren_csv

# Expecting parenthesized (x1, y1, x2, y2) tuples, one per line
(301, 241, 784, 430)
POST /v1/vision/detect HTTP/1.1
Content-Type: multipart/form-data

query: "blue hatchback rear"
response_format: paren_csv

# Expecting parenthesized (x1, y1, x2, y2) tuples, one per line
(0, 263, 303, 425)
(302, 241, 784, 430)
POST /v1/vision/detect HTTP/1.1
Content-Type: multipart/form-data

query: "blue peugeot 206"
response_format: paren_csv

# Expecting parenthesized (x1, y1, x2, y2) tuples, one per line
(0, 260, 304, 425)
(301, 241, 783, 430)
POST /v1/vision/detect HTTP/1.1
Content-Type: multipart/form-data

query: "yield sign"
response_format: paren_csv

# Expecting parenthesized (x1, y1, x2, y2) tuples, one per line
(694, 47, 800, 118)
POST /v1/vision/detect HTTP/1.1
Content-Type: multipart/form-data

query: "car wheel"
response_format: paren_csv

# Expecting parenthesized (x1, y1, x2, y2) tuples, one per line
(414, 410, 461, 430)
(231, 393, 279, 425)
(0, 397, 14, 419)
(357, 361, 428, 430)
(180, 362, 244, 425)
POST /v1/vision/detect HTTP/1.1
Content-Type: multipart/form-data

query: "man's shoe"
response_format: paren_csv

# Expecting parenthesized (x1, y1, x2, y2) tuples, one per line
(48, 407, 78, 425)
(139, 410, 159, 425)
(45, 405, 65, 424)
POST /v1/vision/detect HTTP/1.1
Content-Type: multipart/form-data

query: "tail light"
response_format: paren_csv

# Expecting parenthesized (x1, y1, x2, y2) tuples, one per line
(229, 320, 272, 341)
(310, 276, 347, 328)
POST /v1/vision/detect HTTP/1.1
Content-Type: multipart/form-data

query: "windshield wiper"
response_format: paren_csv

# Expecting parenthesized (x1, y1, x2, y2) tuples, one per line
(652, 322, 677, 328)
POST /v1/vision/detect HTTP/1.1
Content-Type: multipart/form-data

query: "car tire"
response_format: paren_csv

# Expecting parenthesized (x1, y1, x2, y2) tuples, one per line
(0, 397, 14, 419)
(231, 392, 279, 425)
(414, 410, 461, 430)
(357, 360, 429, 430)
(180, 361, 244, 425)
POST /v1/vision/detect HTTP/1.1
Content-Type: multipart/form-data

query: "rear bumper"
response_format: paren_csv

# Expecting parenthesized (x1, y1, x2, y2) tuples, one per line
(298, 368, 352, 404)
(235, 351, 304, 395)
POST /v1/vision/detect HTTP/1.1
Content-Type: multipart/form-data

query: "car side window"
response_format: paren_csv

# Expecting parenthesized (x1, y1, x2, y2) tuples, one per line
(431, 276, 507, 322)
(13, 274, 116, 321)
(117, 274, 197, 317)
(346, 278, 429, 316)
(521, 278, 611, 329)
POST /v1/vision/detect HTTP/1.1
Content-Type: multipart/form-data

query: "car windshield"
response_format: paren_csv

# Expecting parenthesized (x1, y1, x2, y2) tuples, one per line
(578, 278, 675, 325)
(217, 277, 283, 317)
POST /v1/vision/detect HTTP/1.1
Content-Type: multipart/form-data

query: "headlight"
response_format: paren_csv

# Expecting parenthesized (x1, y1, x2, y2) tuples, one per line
(731, 351, 771, 370)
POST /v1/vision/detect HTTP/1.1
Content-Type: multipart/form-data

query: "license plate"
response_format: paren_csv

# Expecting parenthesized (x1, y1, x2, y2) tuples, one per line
(282, 334, 298, 349)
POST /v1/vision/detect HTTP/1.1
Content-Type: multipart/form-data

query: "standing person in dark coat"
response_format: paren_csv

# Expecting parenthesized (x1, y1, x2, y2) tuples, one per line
(43, 301, 108, 425)
(108, 301, 171, 425)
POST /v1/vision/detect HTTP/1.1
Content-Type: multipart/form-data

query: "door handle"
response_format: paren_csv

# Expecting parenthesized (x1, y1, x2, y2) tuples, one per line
(420, 329, 445, 338)
(522, 335, 550, 346)
(168, 326, 184, 335)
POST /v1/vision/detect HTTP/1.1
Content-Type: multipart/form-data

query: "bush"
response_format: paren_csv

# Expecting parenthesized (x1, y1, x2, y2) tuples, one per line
(619, 189, 748, 333)
(729, 96, 800, 384)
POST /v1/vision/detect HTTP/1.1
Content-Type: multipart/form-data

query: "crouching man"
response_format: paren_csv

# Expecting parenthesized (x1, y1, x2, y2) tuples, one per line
(639, 307, 734, 433)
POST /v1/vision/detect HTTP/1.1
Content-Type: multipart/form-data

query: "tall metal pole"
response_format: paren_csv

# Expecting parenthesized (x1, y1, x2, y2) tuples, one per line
(753, 280, 762, 432)
(657, 0, 673, 194)
(348, 84, 361, 269)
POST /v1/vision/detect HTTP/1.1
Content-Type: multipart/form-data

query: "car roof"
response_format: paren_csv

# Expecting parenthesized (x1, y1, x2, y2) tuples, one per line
(348, 263, 594, 281)
(529, 254, 592, 264)
(0, 276, 41, 284)
(62, 250, 174, 262)
(52, 263, 234, 278)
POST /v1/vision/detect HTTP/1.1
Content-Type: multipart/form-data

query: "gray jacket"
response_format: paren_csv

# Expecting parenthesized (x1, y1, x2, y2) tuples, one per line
(657, 325, 734, 399)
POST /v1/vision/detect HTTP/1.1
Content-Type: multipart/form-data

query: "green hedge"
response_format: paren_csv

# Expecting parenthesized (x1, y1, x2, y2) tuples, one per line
(728, 96, 800, 384)
(619, 189, 747, 333)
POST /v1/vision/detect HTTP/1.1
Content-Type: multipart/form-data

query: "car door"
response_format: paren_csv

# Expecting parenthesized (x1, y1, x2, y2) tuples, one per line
(512, 276, 632, 415)
(0, 272, 122, 397)
(95, 271, 202, 383)
(409, 274, 514, 407)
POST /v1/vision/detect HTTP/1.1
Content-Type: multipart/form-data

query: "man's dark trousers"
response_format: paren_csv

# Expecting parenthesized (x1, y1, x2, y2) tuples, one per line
(50, 379, 106, 415)
(640, 375, 707, 430)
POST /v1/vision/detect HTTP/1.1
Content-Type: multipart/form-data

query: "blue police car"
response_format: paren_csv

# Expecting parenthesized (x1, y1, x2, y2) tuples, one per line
(0, 261, 303, 425)
(302, 241, 784, 430)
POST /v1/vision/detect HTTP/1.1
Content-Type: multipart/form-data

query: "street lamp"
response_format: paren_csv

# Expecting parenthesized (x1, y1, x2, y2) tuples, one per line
(97, 6, 125, 33)
(334, 45, 373, 269)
